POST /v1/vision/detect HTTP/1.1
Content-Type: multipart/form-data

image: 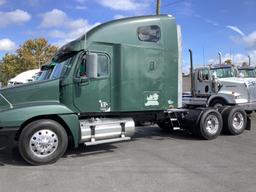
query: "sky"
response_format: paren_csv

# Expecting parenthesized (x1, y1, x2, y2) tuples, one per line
(0, 0, 256, 72)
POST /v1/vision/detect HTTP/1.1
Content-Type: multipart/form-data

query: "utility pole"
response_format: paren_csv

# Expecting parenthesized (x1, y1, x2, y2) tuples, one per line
(156, 0, 161, 15)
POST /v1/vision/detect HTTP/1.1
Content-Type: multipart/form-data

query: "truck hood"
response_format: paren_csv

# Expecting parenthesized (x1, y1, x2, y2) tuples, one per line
(0, 79, 60, 111)
(218, 77, 256, 87)
(218, 77, 245, 84)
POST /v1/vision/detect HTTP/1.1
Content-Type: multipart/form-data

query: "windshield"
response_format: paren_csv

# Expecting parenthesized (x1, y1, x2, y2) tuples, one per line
(37, 66, 54, 81)
(239, 69, 256, 78)
(210, 67, 237, 78)
(37, 52, 76, 81)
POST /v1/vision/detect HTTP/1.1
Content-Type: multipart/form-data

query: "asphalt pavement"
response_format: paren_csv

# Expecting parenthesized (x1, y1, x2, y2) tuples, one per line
(1, 115, 256, 192)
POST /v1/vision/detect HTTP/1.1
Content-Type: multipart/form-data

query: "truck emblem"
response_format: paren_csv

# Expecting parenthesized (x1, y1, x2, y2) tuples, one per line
(99, 100, 110, 112)
(145, 93, 159, 106)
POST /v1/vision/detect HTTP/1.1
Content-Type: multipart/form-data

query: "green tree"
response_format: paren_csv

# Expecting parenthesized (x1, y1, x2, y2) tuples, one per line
(224, 59, 232, 64)
(17, 38, 57, 69)
(0, 38, 57, 85)
(0, 54, 21, 85)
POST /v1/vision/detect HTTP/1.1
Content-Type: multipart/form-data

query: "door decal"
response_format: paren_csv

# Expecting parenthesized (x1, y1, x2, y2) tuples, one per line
(99, 100, 110, 112)
(145, 93, 159, 106)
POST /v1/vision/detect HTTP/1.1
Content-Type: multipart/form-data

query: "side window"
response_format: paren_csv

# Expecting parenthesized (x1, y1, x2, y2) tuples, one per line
(137, 25, 161, 43)
(97, 54, 109, 77)
(77, 53, 109, 78)
(198, 69, 210, 81)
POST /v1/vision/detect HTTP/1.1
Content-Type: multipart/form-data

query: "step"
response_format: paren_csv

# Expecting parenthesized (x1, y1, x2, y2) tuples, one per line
(167, 108, 189, 113)
(84, 137, 131, 146)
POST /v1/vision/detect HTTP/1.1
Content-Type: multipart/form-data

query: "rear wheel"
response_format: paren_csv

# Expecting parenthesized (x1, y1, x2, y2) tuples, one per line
(18, 119, 68, 165)
(222, 106, 247, 135)
(197, 109, 223, 140)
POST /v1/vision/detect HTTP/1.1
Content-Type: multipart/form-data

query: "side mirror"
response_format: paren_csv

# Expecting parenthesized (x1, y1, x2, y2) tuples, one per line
(86, 53, 98, 78)
(212, 73, 217, 80)
(198, 71, 203, 82)
(80, 76, 88, 83)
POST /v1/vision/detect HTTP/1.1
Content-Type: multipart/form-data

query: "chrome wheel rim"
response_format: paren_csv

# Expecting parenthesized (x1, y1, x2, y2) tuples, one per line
(205, 115, 219, 135)
(232, 112, 244, 130)
(29, 129, 58, 157)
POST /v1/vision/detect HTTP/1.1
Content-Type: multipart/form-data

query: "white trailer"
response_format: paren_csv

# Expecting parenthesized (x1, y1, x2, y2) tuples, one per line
(7, 69, 40, 87)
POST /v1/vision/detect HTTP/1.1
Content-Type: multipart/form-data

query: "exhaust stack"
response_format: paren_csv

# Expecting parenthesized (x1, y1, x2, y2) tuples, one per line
(189, 49, 195, 97)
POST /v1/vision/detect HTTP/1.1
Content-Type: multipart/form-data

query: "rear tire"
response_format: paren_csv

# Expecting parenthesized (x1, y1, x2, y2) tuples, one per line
(197, 109, 223, 140)
(18, 119, 68, 165)
(222, 106, 247, 135)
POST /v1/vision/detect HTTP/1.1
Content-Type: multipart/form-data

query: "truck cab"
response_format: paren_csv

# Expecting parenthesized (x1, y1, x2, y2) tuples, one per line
(238, 66, 256, 78)
(0, 15, 184, 165)
(184, 64, 256, 110)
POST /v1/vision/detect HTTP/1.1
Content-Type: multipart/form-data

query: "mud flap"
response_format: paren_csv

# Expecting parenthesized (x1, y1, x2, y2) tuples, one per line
(246, 116, 251, 130)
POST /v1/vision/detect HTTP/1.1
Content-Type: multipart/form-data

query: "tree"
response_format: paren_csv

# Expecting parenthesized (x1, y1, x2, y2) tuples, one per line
(224, 59, 232, 65)
(17, 38, 57, 69)
(0, 38, 57, 85)
(0, 54, 20, 85)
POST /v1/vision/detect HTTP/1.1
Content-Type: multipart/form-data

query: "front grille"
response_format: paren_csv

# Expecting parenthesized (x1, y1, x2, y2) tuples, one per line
(248, 86, 256, 102)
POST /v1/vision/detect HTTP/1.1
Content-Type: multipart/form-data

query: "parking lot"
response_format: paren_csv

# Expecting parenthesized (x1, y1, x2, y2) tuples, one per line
(0, 115, 256, 192)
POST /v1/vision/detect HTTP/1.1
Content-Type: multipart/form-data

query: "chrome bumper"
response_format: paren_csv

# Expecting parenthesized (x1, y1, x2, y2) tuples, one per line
(238, 101, 256, 111)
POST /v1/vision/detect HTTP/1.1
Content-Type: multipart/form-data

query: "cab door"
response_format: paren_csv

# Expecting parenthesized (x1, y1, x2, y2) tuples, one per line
(195, 68, 212, 97)
(73, 52, 111, 113)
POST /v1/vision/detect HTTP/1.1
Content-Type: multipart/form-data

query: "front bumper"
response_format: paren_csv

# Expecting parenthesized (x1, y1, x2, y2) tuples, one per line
(238, 101, 256, 111)
(0, 127, 19, 150)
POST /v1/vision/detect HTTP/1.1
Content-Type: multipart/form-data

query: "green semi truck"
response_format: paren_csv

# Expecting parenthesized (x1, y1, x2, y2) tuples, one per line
(0, 15, 250, 165)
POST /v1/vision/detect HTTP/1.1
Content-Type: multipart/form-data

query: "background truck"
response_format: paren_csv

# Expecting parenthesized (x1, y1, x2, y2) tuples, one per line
(7, 69, 40, 87)
(183, 53, 256, 112)
(0, 15, 250, 165)
(238, 66, 256, 78)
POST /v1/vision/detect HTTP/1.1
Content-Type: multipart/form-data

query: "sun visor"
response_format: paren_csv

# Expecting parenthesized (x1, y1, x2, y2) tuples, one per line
(53, 34, 86, 61)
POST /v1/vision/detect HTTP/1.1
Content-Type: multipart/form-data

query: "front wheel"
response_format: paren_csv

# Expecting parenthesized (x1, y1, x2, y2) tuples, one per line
(197, 109, 223, 140)
(18, 119, 68, 165)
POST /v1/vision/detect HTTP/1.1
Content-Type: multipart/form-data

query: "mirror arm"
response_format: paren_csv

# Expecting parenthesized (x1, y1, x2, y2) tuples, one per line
(74, 77, 88, 84)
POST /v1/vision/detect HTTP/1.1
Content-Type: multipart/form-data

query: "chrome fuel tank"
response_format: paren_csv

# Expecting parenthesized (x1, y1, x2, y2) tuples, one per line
(80, 118, 135, 142)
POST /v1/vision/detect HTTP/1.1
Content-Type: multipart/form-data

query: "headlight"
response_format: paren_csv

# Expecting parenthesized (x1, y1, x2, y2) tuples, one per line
(232, 92, 240, 99)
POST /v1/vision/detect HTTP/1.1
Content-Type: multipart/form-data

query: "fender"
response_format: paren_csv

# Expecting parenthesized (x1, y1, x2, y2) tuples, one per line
(0, 103, 75, 127)
(207, 93, 235, 106)
(0, 103, 81, 147)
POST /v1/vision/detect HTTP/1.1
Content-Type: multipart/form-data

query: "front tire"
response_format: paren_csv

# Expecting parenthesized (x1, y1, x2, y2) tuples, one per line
(18, 119, 68, 165)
